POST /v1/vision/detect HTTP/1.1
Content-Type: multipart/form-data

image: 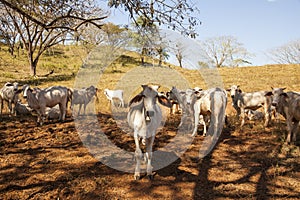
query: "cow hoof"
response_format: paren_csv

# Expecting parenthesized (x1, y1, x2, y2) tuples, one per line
(134, 175, 140, 180)
(147, 174, 154, 180)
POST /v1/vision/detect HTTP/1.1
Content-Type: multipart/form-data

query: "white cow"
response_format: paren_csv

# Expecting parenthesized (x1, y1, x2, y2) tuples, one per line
(127, 85, 171, 180)
(0, 82, 19, 115)
(71, 86, 98, 115)
(265, 87, 300, 144)
(104, 89, 124, 107)
(192, 87, 227, 137)
(227, 85, 272, 127)
(23, 84, 71, 125)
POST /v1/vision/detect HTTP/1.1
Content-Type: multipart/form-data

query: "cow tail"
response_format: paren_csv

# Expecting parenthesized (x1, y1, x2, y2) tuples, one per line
(67, 88, 73, 109)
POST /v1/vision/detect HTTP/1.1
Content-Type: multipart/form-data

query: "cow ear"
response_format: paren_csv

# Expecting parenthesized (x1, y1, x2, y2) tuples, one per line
(158, 95, 172, 108)
(265, 91, 273, 96)
(281, 87, 286, 91)
(226, 88, 231, 91)
(15, 89, 23, 94)
(129, 94, 144, 107)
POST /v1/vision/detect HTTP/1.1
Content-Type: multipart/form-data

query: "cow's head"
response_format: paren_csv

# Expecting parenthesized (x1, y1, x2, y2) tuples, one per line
(129, 85, 171, 122)
(22, 84, 32, 99)
(226, 85, 241, 99)
(265, 87, 287, 107)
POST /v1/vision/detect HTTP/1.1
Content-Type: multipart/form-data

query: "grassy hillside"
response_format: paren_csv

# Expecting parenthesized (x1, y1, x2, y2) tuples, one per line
(0, 44, 300, 114)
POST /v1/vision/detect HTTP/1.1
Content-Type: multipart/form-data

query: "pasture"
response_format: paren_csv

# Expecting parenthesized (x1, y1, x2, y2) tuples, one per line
(0, 47, 300, 199)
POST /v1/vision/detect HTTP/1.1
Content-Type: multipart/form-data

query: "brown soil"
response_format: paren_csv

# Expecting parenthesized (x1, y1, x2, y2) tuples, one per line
(0, 109, 299, 200)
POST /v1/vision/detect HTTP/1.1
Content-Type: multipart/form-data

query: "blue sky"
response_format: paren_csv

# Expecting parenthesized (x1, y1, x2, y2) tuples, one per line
(102, 0, 300, 66)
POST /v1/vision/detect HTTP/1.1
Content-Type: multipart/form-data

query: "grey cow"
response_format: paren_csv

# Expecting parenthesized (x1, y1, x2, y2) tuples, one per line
(265, 87, 300, 144)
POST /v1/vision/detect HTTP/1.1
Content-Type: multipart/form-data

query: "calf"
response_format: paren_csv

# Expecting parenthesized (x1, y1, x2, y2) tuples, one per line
(15, 100, 33, 115)
(0, 82, 19, 115)
(127, 85, 171, 180)
(265, 87, 300, 144)
(227, 85, 272, 127)
(104, 89, 124, 107)
(244, 109, 264, 121)
(71, 85, 98, 115)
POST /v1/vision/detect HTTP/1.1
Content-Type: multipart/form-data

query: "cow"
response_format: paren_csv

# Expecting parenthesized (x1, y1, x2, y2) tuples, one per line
(104, 89, 124, 107)
(71, 86, 98, 115)
(0, 82, 19, 115)
(265, 87, 300, 144)
(170, 87, 210, 135)
(166, 90, 180, 114)
(191, 88, 227, 137)
(227, 85, 272, 127)
(127, 84, 171, 180)
(244, 109, 264, 121)
(23, 84, 71, 125)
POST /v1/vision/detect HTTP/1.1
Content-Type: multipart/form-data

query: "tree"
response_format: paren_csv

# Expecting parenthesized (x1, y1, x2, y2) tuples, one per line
(267, 39, 300, 64)
(0, 7, 19, 56)
(198, 36, 252, 68)
(0, 0, 107, 76)
(108, 0, 200, 38)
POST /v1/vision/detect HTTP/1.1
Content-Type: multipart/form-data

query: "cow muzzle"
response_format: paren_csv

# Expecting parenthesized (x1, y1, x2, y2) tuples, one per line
(145, 111, 155, 122)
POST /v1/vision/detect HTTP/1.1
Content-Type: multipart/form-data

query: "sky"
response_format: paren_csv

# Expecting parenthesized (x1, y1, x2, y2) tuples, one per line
(101, 0, 300, 66)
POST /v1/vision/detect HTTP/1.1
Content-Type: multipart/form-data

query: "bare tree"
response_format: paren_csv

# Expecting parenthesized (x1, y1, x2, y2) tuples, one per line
(267, 39, 300, 64)
(0, 0, 107, 76)
(198, 36, 252, 68)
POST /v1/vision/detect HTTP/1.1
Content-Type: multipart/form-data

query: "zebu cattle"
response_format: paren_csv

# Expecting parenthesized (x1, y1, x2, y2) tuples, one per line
(71, 86, 98, 115)
(104, 89, 124, 107)
(127, 85, 171, 180)
(14, 100, 33, 115)
(227, 85, 272, 127)
(265, 88, 300, 144)
(170, 87, 210, 135)
(23, 84, 71, 125)
(244, 109, 264, 121)
(166, 90, 180, 114)
(0, 82, 19, 115)
(170, 87, 195, 131)
(191, 88, 227, 137)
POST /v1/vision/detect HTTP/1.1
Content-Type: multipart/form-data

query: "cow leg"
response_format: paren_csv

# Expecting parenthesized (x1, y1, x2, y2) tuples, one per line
(83, 104, 87, 115)
(59, 103, 66, 121)
(264, 105, 271, 127)
(145, 136, 155, 180)
(120, 99, 124, 108)
(240, 108, 245, 127)
(192, 113, 199, 137)
(0, 99, 3, 115)
(8, 100, 13, 115)
(202, 116, 207, 136)
(78, 104, 82, 115)
(134, 134, 142, 180)
(291, 121, 299, 144)
(286, 117, 293, 144)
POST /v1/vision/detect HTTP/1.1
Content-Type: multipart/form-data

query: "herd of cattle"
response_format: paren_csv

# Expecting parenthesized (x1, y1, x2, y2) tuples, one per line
(1, 81, 300, 180)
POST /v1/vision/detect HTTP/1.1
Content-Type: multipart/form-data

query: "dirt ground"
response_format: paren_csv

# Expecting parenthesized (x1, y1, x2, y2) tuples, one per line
(0, 106, 300, 200)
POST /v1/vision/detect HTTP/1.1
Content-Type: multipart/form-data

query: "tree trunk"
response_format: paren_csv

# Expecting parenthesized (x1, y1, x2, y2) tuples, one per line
(28, 52, 38, 76)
